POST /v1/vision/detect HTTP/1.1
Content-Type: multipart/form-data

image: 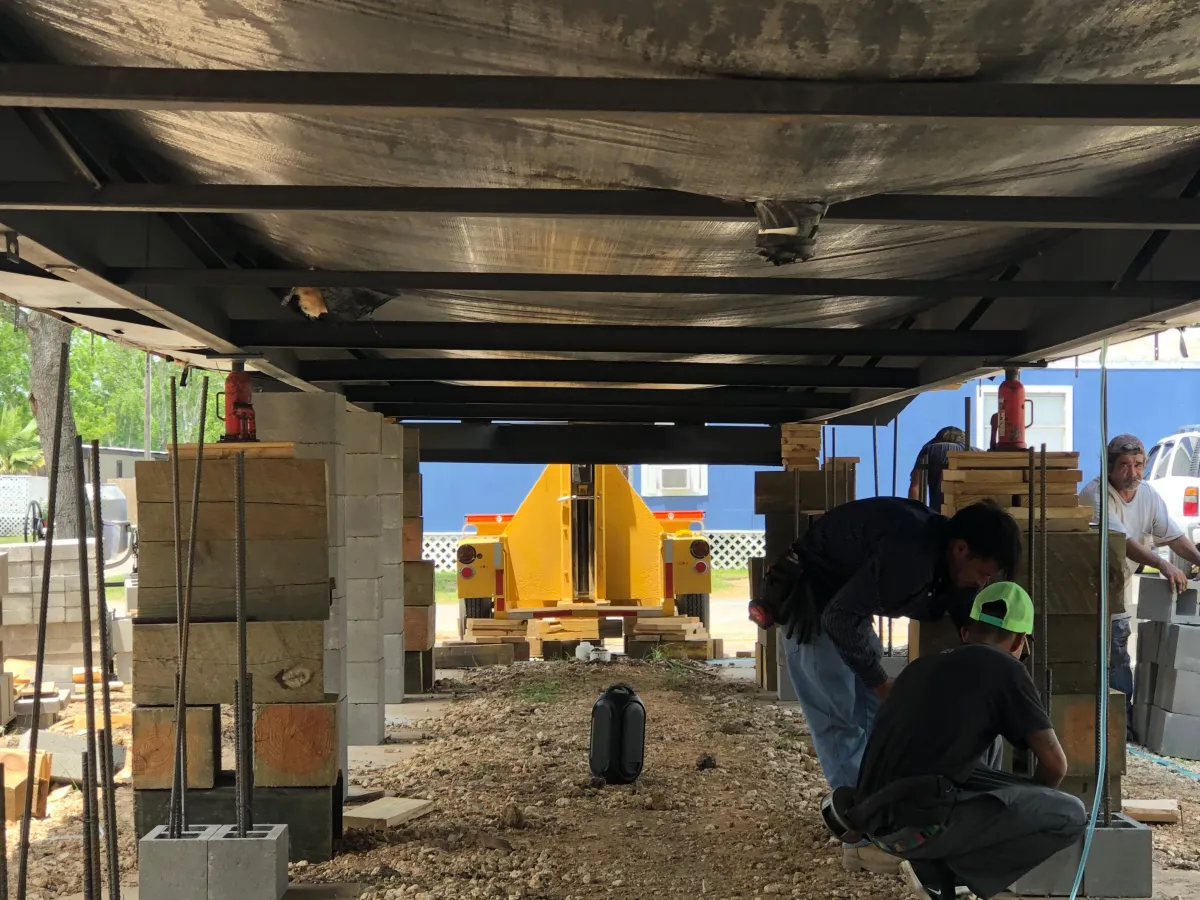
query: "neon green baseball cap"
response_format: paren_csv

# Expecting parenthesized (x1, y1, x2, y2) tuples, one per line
(970, 582, 1035, 635)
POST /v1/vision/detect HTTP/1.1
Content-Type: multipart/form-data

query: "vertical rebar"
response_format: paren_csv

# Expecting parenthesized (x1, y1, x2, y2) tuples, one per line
(0, 764, 8, 900)
(233, 676, 245, 836)
(872, 423, 879, 497)
(81, 750, 95, 900)
(167, 377, 185, 837)
(73, 440, 102, 900)
(964, 396, 973, 449)
(1039, 444, 1049, 706)
(90, 441, 121, 900)
(234, 451, 250, 836)
(1027, 447, 1036, 667)
(831, 428, 838, 506)
(1098, 345, 1112, 828)
(822, 425, 830, 511)
(891, 418, 899, 496)
(17, 341, 70, 900)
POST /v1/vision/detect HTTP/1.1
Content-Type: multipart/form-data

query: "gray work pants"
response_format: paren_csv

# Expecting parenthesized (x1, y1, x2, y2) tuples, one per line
(895, 774, 1087, 899)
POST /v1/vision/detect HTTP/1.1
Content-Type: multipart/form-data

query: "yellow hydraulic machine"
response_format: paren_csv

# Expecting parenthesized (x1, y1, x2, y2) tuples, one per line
(455, 464, 712, 635)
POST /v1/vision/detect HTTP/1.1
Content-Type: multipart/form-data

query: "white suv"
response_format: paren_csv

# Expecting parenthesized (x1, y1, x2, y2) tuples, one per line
(1145, 427, 1200, 565)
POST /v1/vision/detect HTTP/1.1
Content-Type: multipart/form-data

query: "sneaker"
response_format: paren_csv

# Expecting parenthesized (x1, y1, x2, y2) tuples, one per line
(843, 843, 902, 875)
(899, 862, 976, 900)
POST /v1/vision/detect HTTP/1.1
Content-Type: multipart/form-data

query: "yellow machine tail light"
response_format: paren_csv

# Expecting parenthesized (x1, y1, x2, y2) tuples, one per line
(461, 565, 476, 579)
(689, 539, 710, 559)
(458, 544, 479, 564)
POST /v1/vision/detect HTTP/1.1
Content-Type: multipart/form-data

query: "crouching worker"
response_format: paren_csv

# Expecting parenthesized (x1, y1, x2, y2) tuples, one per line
(819, 583, 1086, 900)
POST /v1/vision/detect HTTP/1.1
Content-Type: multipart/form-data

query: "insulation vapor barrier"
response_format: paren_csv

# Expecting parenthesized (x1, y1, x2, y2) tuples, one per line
(6, 0, 1200, 341)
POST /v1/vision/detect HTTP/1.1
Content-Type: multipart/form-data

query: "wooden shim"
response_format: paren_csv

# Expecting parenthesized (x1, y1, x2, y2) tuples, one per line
(1121, 799, 1181, 824)
(434, 643, 514, 668)
(135, 458, 327, 505)
(173, 441, 296, 459)
(132, 705, 219, 789)
(134, 582, 330, 623)
(133, 621, 325, 705)
(138, 501, 327, 542)
(343, 797, 433, 830)
(404, 604, 436, 651)
(138, 539, 329, 590)
(0, 749, 51, 818)
(254, 700, 339, 788)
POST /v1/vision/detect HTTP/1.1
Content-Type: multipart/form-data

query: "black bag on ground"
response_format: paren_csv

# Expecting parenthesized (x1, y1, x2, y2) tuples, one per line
(589, 683, 645, 785)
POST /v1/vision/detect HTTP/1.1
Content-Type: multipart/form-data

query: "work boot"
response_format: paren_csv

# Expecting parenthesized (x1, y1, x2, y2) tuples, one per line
(842, 843, 902, 875)
(899, 862, 977, 900)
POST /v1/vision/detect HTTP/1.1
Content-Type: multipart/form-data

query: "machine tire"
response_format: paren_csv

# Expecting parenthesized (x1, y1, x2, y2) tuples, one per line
(677, 593, 710, 629)
(459, 597, 495, 639)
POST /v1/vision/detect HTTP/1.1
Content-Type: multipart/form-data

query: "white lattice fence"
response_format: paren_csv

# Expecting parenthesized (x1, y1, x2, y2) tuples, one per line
(422, 530, 764, 572)
(0, 475, 36, 538)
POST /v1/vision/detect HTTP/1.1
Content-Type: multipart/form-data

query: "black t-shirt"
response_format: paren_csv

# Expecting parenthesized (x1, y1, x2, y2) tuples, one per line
(856, 643, 1052, 797)
(913, 440, 967, 510)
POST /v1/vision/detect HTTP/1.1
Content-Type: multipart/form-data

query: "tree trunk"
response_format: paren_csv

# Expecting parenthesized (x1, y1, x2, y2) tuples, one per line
(25, 312, 80, 539)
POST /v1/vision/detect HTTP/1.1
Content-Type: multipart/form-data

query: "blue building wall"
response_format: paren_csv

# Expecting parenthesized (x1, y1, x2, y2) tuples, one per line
(420, 367, 1200, 532)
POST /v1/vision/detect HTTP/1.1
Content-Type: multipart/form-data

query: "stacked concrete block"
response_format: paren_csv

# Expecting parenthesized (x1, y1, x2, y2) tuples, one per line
(0, 538, 103, 684)
(403, 428, 437, 694)
(343, 406, 385, 744)
(1135, 595, 1200, 758)
(381, 421, 405, 703)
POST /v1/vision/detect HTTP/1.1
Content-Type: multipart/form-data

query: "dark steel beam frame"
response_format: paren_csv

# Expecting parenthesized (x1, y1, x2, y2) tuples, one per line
(110, 268, 1200, 300)
(8, 183, 1200, 231)
(370, 403, 824, 424)
(345, 383, 851, 410)
(414, 422, 783, 465)
(299, 357, 917, 388)
(232, 320, 1024, 357)
(5, 66, 1200, 124)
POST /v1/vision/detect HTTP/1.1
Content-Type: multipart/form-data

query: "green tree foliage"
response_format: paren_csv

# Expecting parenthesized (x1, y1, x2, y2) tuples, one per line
(0, 320, 222, 451)
(0, 405, 43, 473)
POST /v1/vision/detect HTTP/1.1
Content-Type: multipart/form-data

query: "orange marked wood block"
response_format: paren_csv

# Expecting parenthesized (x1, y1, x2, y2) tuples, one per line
(132, 705, 219, 789)
(402, 517, 424, 561)
(253, 700, 339, 787)
(0, 748, 51, 818)
(404, 604, 436, 651)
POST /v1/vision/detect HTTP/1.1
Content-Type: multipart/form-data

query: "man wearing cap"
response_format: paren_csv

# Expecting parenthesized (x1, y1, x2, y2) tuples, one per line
(847, 583, 1084, 900)
(1080, 433, 1200, 739)
(909, 426, 970, 510)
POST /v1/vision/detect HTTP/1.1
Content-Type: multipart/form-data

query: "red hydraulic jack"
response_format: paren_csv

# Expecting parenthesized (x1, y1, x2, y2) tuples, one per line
(988, 367, 1032, 451)
(217, 361, 258, 442)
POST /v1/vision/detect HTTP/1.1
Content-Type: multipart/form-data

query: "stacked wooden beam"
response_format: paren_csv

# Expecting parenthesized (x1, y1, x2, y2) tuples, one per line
(461, 618, 528, 643)
(625, 616, 719, 660)
(939, 451, 1090, 531)
(131, 452, 340, 861)
(780, 424, 822, 471)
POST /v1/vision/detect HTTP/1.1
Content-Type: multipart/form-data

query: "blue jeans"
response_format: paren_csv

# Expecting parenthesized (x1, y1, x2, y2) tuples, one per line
(783, 628, 882, 790)
(1109, 616, 1133, 741)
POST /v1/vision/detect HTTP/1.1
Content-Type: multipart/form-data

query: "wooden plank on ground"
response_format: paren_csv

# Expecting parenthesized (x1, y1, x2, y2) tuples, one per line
(138, 501, 327, 542)
(254, 700, 339, 787)
(133, 621, 325, 705)
(135, 458, 326, 505)
(343, 797, 433, 830)
(1121, 799, 1181, 824)
(132, 705, 219, 789)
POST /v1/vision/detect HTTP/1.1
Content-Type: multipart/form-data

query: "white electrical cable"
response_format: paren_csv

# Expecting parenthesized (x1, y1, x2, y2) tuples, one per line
(1068, 338, 1111, 900)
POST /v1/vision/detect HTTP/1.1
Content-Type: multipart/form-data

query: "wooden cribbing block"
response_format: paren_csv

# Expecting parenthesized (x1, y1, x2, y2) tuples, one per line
(947, 451, 1079, 469)
(754, 469, 856, 515)
(138, 501, 327, 542)
(133, 621, 324, 705)
(343, 797, 433, 830)
(132, 705, 220, 789)
(403, 561, 435, 607)
(404, 604, 436, 651)
(1051, 690, 1127, 776)
(136, 458, 326, 506)
(254, 700, 339, 787)
(173, 441, 296, 459)
(1015, 532, 1127, 615)
(403, 472, 422, 517)
(0, 748, 51, 818)
(402, 518, 423, 561)
(942, 468, 1082, 484)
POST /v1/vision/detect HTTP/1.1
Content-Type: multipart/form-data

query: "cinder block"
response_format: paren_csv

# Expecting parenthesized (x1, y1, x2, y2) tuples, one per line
(381, 493, 402, 529)
(328, 495, 345, 546)
(343, 496, 381, 538)
(1010, 834, 1082, 896)
(346, 537, 380, 577)
(405, 649, 434, 694)
(254, 392, 342, 444)
(346, 578, 382, 621)
(346, 659, 383, 703)
(347, 702, 384, 746)
(1145, 705, 1200, 759)
(1133, 702, 1151, 744)
(382, 594, 403, 634)
(343, 454, 381, 497)
(323, 648, 344, 696)
(1133, 661, 1158, 706)
(8, 575, 32, 594)
(347, 620, 384, 663)
(403, 472, 422, 516)
(1136, 620, 1163, 665)
(113, 615, 134, 653)
(1082, 813, 1153, 898)
(139, 824, 218, 900)
(881, 654, 908, 679)
(381, 526, 401, 561)
(342, 409, 382, 454)
(1153, 666, 1200, 716)
(207, 823, 289, 900)
(1137, 576, 1200, 624)
(776, 664, 797, 701)
(1159, 621, 1200, 673)
(384, 666, 404, 704)
(383, 633, 404, 661)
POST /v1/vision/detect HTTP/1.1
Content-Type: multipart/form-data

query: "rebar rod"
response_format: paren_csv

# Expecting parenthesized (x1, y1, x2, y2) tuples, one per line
(234, 451, 250, 836)
(892, 418, 899, 496)
(831, 428, 838, 506)
(166, 377, 185, 837)
(81, 750, 95, 900)
(17, 342, 70, 900)
(0, 764, 9, 900)
(233, 676, 245, 836)
(1039, 444, 1049, 707)
(90, 440, 121, 900)
(73, 440, 102, 900)
(872, 423, 879, 497)
(1098, 349, 1112, 828)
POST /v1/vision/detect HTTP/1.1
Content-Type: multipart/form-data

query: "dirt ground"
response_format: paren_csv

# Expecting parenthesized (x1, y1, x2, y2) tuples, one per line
(4, 662, 1200, 900)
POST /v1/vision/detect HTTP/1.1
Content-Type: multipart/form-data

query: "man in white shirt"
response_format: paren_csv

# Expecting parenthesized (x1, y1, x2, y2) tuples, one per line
(1080, 434, 1200, 739)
